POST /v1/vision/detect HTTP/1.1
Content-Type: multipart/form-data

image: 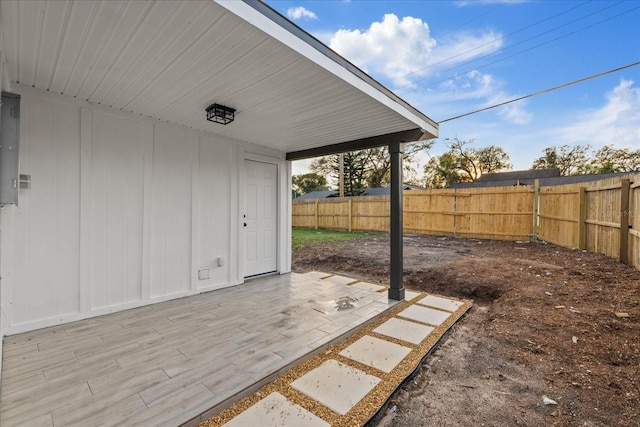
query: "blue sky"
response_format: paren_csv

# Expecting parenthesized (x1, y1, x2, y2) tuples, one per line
(266, 0, 640, 178)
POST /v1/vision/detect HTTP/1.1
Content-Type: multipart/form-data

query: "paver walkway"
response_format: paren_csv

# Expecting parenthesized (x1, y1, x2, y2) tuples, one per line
(1, 272, 398, 427)
(203, 279, 471, 426)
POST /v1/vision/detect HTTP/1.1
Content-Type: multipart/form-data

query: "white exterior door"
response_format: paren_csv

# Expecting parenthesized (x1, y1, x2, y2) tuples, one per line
(244, 160, 278, 277)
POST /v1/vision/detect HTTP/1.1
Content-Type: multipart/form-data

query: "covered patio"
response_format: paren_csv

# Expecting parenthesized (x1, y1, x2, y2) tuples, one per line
(0, 1, 440, 425)
(0, 272, 398, 426)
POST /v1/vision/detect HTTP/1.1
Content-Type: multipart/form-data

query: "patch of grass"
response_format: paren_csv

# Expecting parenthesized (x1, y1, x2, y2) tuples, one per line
(292, 228, 386, 250)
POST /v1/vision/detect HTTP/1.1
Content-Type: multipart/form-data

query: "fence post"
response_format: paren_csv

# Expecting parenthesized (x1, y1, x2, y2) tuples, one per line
(348, 198, 352, 232)
(578, 187, 586, 250)
(620, 179, 630, 265)
(314, 199, 319, 231)
(532, 179, 540, 239)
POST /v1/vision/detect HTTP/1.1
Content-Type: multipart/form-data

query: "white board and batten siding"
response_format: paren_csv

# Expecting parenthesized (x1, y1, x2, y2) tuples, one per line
(0, 85, 291, 335)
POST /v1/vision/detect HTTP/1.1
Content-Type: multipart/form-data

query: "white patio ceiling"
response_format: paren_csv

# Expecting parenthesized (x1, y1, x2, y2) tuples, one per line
(0, 0, 438, 156)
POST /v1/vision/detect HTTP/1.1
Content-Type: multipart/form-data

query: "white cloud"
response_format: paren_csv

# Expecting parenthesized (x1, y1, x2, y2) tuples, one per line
(487, 92, 532, 125)
(287, 7, 317, 21)
(328, 14, 502, 88)
(415, 70, 531, 125)
(552, 79, 640, 148)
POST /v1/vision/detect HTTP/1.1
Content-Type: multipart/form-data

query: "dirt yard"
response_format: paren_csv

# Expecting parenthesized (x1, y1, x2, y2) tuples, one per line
(292, 233, 639, 427)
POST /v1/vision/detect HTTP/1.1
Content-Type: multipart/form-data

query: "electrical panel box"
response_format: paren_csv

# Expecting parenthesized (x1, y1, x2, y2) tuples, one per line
(0, 92, 20, 205)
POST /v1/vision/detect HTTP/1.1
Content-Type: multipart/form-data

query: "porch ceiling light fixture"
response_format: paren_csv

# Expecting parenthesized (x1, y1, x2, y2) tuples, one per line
(206, 103, 235, 125)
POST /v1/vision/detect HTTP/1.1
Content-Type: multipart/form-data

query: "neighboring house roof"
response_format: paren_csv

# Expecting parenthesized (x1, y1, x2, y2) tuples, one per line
(362, 185, 417, 196)
(296, 185, 419, 198)
(296, 190, 339, 199)
(0, 0, 437, 158)
(451, 170, 635, 189)
(476, 169, 561, 182)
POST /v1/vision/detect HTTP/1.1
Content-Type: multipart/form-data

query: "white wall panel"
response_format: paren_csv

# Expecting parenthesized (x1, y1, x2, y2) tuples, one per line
(149, 125, 196, 297)
(11, 94, 81, 325)
(89, 111, 146, 310)
(196, 136, 232, 288)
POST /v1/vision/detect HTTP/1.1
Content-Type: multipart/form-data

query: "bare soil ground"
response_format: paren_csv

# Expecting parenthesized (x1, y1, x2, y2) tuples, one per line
(293, 234, 640, 427)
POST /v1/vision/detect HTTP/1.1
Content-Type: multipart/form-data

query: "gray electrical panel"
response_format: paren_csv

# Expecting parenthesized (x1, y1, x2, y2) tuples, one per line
(0, 92, 20, 205)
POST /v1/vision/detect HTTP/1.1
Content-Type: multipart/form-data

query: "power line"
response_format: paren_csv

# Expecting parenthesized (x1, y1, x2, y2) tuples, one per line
(436, 2, 503, 39)
(399, 5, 639, 96)
(438, 61, 640, 124)
(397, 0, 594, 83)
(429, 1, 627, 83)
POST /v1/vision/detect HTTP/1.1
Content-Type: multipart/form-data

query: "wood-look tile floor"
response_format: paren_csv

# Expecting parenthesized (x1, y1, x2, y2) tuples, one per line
(0, 273, 396, 427)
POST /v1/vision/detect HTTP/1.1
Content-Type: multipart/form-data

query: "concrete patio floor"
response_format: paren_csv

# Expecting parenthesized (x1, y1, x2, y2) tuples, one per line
(0, 272, 398, 426)
(203, 285, 471, 427)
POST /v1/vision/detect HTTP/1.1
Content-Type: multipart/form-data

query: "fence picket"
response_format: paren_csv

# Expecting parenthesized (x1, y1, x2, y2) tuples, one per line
(292, 173, 640, 270)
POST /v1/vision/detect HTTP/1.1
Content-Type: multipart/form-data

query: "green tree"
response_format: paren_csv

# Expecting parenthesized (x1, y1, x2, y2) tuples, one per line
(423, 138, 512, 188)
(423, 154, 461, 188)
(309, 141, 434, 194)
(310, 152, 369, 196)
(292, 173, 328, 195)
(363, 141, 434, 188)
(531, 145, 590, 176)
(584, 145, 640, 174)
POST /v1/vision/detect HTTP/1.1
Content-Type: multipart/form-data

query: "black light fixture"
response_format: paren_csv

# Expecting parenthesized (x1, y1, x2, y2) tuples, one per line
(206, 103, 235, 125)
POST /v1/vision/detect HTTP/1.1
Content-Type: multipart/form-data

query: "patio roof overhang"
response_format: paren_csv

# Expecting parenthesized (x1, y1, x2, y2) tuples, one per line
(0, 0, 438, 155)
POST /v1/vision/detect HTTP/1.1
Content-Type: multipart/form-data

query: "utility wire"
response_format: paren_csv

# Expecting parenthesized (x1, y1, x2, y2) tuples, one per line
(397, 0, 594, 83)
(438, 61, 640, 124)
(436, 3, 503, 39)
(400, 5, 639, 96)
(424, 1, 626, 84)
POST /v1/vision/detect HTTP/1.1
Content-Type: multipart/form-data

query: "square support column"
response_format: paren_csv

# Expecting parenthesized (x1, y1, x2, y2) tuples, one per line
(388, 142, 404, 301)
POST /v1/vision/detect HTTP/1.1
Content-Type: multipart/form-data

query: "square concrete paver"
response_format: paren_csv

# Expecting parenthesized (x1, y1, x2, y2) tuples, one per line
(373, 317, 434, 345)
(223, 392, 329, 427)
(397, 305, 451, 326)
(404, 291, 421, 301)
(291, 359, 381, 415)
(417, 295, 463, 312)
(351, 282, 386, 292)
(339, 335, 412, 373)
(323, 275, 357, 286)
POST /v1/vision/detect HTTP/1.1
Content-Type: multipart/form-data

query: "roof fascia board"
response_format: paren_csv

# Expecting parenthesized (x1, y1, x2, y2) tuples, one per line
(286, 128, 425, 161)
(215, 0, 438, 138)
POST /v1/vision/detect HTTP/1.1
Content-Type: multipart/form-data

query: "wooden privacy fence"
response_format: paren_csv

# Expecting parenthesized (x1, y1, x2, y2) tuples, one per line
(293, 186, 535, 241)
(536, 173, 640, 269)
(292, 173, 640, 270)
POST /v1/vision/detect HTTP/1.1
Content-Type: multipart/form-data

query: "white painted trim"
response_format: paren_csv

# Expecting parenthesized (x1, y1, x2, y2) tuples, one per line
(281, 160, 293, 274)
(233, 146, 244, 284)
(79, 107, 93, 314)
(215, 0, 438, 137)
(190, 136, 200, 291)
(141, 123, 154, 301)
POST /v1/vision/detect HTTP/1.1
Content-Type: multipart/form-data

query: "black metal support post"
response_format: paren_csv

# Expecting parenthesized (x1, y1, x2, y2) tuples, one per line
(388, 142, 405, 301)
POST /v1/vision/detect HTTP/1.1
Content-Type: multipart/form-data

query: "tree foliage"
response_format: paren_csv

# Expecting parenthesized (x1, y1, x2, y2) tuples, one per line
(309, 152, 369, 196)
(584, 145, 640, 174)
(531, 144, 640, 175)
(309, 141, 434, 195)
(423, 138, 512, 188)
(291, 173, 328, 196)
(531, 145, 590, 176)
